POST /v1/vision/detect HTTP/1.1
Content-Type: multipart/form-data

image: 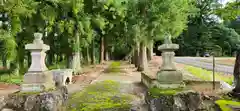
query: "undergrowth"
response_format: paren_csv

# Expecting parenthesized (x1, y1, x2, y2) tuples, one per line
(67, 80, 133, 111)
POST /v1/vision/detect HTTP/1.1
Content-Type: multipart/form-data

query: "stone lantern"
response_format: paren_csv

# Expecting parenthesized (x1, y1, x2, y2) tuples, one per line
(153, 34, 184, 89)
(21, 33, 54, 92)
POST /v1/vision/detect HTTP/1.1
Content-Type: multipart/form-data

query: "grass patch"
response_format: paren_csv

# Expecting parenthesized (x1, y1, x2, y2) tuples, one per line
(67, 80, 133, 111)
(148, 87, 183, 98)
(215, 100, 240, 111)
(104, 61, 123, 73)
(0, 74, 23, 85)
(185, 66, 233, 85)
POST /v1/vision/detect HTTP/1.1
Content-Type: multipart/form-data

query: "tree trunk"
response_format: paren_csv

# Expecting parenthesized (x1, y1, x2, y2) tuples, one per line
(48, 52, 54, 66)
(100, 36, 104, 64)
(233, 52, 240, 92)
(17, 48, 25, 74)
(147, 40, 154, 61)
(2, 56, 7, 69)
(196, 51, 200, 57)
(105, 50, 109, 61)
(134, 43, 140, 68)
(137, 42, 148, 71)
(91, 39, 95, 65)
(131, 51, 135, 64)
(72, 32, 81, 74)
(27, 52, 31, 67)
(66, 54, 72, 68)
(104, 36, 109, 61)
(85, 47, 90, 65)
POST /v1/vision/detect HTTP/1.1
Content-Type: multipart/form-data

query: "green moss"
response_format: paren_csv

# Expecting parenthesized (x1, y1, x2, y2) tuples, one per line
(14, 91, 42, 96)
(105, 61, 122, 73)
(149, 87, 183, 98)
(14, 88, 55, 96)
(215, 100, 240, 111)
(67, 80, 133, 111)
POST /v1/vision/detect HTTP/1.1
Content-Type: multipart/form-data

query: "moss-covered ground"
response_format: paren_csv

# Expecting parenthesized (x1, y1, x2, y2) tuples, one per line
(215, 100, 240, 111)
(104, 61, 123, 73)
(148, 87, 184, 98)
(67, 80, 134, 111)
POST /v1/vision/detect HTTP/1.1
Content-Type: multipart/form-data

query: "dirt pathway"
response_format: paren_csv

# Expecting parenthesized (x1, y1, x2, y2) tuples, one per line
(67, 63, 110, 94)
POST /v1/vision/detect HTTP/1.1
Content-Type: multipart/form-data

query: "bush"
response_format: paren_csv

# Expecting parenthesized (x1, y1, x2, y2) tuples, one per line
(67, 80, 133, 111)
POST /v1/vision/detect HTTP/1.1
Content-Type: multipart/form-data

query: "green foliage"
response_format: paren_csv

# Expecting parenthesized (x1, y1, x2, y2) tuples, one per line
(67, 80, 133, 111)
(148, 87, 183, 98)
(149, 0, 195, 39)
(0, 30, 17, 61)
(215, 1, 240, 21)
(215, 100, 240, 111)
(0, 74, 23, 85)
(185, 66, 233, 85)
(229, 20, 240, 36)
(48, 60, 67, 70)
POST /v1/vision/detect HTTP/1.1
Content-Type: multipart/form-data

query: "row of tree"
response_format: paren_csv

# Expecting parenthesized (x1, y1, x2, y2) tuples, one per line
(0, 0, 239, 75)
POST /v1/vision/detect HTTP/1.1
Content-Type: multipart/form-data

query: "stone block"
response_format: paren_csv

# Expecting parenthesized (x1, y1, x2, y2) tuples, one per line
(0, 86, 68, 111)
(51, 69, 73, 86)
(21, 71, 55, 92)
(145, 90, 203, 111)
(156, 70, 183, 84)
(141, 72, 156, 88)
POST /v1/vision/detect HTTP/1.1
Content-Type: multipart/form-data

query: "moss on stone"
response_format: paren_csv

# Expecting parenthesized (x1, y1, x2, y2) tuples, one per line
(13, 88, 55, 96)
(215, 100, 240, 111)
(148, 87, 184, 98)
(67, 80, 133, 111)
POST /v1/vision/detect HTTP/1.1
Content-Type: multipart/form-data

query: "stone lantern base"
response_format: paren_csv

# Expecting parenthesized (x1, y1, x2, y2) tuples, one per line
(153, 70, 185, 89)
(21, 71, 55, 92)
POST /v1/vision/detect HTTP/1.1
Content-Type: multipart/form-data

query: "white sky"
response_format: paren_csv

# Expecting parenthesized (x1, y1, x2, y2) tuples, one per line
(219, 0, 235, 6)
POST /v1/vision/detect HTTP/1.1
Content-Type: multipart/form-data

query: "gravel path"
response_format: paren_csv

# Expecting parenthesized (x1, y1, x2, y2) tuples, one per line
(175, 57, 234, 74)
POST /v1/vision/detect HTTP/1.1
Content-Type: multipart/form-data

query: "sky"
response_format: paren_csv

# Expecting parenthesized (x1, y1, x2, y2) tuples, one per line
(219, 0, 235, 6)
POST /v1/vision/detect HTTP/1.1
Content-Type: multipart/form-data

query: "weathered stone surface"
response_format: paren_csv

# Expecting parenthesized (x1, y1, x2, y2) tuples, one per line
(145, 90, 204, 111)
(21, 71, 55, 92)
(0, 86, 68, 111)
(51, 69, 73, 87)
(156, 70, 183, 84)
